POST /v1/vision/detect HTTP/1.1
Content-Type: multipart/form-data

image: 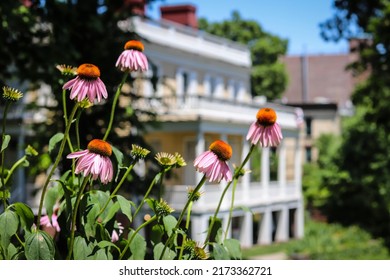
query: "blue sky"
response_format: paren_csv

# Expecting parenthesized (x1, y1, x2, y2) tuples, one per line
(146, 0, 349, 55)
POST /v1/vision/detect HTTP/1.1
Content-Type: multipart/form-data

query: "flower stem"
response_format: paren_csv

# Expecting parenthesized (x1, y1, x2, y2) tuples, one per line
(75, 109, 83, 150)
(132, 171, 160, 221)
(203, 144, 256, 246)
(66, 176, 89, 260)
(62, 89, 68, 125)
(1, 102, 11, 209)
(119, 215, 157, 260)
(224, 178, 238, 240)
(178, 200, 193, 260)
(159, 175, 207, 260)
(102, 72, 129, 141)
(36, 103, 80, 228)
(3, 156, 27, 186)
(96, 162, 136, 219)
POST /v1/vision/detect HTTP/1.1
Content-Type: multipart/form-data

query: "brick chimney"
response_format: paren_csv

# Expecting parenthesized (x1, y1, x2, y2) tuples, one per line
(160, 4, 198, 29)
(124, 0, 146, 16)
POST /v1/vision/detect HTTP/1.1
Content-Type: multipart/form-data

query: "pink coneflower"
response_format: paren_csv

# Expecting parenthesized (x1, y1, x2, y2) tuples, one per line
(194, 140, 233, 183)
(67, 139, 114, 184)
(111, 222, 124, 243)
(63, 63, 108, 103)
(40, 213, 61, 233)
(115, 40, 148, 72)
(246, 108, 283, 147)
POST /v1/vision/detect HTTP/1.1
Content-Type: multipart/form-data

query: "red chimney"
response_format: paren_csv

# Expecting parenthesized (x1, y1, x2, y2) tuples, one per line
(160, 4, 198, 29)
(124, 0, 146, 16)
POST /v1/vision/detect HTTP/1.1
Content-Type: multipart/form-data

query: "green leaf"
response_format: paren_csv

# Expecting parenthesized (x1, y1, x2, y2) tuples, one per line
(153, 242, 176, 260)
(97, 240, 120, 253)
(44, 183, 63, 218)
(211, 243, 230, 260)
(129, 231, 146, 260)
(48, 132, 64, 153)
(129, 236, 146, 260)
(0, 210, 19, 252)
(102, 201, 120, 224)
(163, 215, 177, 237)
(25, 230, 55, 260)
(224, 238, 242, 260)
(73, 236, 93, 260)
(7, 243, 21, 260)
(84, 203, 100, 239)
(111, 145, 124, 167)
(116, 195, 133, 223)
(151, 224, 163, 245)
(1, 135, 11, 152)
(12, 202, 34, 231)
(209, 217, 222, 244)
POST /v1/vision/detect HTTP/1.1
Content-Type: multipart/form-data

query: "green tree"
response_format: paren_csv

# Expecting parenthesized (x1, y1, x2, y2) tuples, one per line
(320, 0, 390, 245)
(1, 0, 160, 195)
(198, 11, 288, 100)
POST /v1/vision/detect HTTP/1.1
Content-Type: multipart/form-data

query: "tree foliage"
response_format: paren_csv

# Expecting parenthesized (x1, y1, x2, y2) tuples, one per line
(198, 11, 288, 100)
(1, 0, 160, 193)
(319, 0, 390, 245)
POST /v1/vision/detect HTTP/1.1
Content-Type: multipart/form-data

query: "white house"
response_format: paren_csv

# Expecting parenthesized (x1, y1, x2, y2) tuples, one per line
(120, 2, 304, 247)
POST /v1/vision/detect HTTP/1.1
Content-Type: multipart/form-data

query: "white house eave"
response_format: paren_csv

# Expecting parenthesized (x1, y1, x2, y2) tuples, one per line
(119, 17, 252, 68)
(157, 103, 299, 131)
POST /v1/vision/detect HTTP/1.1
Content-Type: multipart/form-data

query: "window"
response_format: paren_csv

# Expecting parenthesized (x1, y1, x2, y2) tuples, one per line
(305, 146, 312, 162)
(182, 72, 189, 94)
(305, 117, 312, 136)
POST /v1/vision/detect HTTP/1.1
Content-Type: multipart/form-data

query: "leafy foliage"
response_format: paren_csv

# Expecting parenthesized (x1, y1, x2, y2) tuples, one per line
(319, 0, 390, 246)
(287, 220, 390, 260)
(198, 11, 288, 100)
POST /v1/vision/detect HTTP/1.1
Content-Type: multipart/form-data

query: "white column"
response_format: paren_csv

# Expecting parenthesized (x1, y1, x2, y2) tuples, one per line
(227, 79, 235, 100)
(143, 68, 153, 98)
(188, 72, 198, 96)
(275, 206, 289, 242)
(191, 215, 209, 243)
(236, 81, 247, 102)
(175, 68, 184, 106)
(258, 208, 272, 245)
(261, 147, 270, 198)
(278, 140, 287, 197)
(214, 76, 224, 98)
(240, 212, 253, 247)
(295, 199, 305, 239)
(294, 135, 302, 196)
(241, 136, 250, 201)
(203, 74, 211, 97)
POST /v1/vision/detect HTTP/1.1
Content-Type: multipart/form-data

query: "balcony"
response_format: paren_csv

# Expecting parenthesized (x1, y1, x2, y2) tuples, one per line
(134, 94, 299, 130)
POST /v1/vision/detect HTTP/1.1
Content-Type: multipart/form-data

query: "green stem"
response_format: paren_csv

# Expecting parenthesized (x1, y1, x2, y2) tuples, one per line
(158, 169, 166, 201)
(66, 176, 89, 260)
(36, 103, 80, 228)
(14, 232, 25, 248)
(96, 162, 136, 219)
(62, 89, 68, 125)
(159, 175, 207, 260)
(119, 215, 157, 260)
(203, 144, 256, 246)
(224, 178, 238, 240)
(178, 200, 193, 260)
(75, 109, 83, 150)
(132, 171, 161, 221)
(102, 72, 129, 141)
(1, 102, 11, 209)
(3, 156, 27, 186)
